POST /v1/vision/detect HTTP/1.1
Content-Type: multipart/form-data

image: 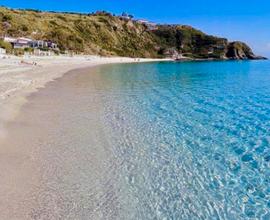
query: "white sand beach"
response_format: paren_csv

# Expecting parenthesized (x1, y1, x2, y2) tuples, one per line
(0, 55, 171, 219)
(0, 55, 170, 138)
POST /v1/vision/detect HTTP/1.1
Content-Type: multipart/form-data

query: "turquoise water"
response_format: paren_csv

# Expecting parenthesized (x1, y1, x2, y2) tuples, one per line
(95, 61, 270, 219)
(4, 60, 270, 219)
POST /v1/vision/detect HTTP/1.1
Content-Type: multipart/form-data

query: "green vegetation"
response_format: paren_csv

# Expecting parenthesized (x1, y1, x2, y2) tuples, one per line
(13, 48, 24, 56)
(226, 41, 255, 59)
(0, 39, 12, 53)
(24, 47, 34, 53)
(153, 25, 228, 58)
(0, 7, 261, 59)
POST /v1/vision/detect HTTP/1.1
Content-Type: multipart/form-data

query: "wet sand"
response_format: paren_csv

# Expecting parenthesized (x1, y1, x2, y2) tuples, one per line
(0, 66, 123, 219)
(0, 55, 170, 138)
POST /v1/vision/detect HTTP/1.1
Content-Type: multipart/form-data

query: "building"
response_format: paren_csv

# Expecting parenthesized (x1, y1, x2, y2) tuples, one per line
(136, 19, 157, 30)
(120, 12, 133, 20)
(208, 47, 214, 54)
(13, 37, 33, 49)
(29, 40, 46, 48)
(46, 40, 58, 49)
(2, 36, 58, 51)
(33, 48, 55, 56)
(30, 40, 58, 49)
(0, 48, 6, 54)
(2, 37, 32, 49)
(214, 45, 225, 50)
(136, 19, 148, 24)
(94, 11, 112, 16)
(2, 36, 17, 43)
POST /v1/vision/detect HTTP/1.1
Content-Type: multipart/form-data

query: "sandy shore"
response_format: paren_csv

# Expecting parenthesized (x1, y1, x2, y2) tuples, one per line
(0, 56, 172, 219)
(0, 55, 170, 139)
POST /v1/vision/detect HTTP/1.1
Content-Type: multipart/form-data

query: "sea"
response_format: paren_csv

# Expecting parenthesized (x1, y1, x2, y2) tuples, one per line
(3, 60, 270, 219)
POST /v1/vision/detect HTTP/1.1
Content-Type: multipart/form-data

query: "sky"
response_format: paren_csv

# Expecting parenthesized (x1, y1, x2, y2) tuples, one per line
(1, 0, 270, 57)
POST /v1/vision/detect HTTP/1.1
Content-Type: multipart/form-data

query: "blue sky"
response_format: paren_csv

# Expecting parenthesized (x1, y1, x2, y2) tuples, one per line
(1, 0, 270, 57)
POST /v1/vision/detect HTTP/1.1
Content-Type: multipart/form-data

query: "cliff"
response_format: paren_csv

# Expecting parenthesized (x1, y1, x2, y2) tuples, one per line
(226, 41, 266, 60)
(0, 7, 265, 59)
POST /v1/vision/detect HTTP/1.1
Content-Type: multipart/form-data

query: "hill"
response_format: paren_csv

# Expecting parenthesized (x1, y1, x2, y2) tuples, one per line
(0, 7, 265, 59)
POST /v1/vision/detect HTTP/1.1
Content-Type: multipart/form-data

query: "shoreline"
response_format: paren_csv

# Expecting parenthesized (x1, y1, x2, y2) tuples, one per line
(0, 55, 171, 139)
(0, 57, 269, 219)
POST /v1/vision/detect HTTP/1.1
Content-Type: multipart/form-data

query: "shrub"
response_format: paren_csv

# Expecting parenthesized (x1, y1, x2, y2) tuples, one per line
(24, 47, 33, 52)
(2, 14, 12, 22)
(21, 24, 29, 32)
(57, 15, 67, 22)
(49, 20, 57, 26)
(13, 48, 24, 56)
(0, 40, 12, 53)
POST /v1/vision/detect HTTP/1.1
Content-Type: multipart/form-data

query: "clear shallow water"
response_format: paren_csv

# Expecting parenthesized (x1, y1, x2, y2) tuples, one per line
(96, 61, 270, 219)
(3, 61, 270, 219)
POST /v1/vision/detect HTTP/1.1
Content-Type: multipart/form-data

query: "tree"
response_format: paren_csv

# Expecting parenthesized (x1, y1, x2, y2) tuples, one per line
(0, 40, 12, 53)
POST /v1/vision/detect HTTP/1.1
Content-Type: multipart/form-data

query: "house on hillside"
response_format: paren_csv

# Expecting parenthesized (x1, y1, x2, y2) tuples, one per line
(13, 37, 33, 49)
(213, 45, 225, 50)
(0, 48, 6, 54)
(46, 40, 58, 49)
(29, 40, 46, 48)
(208, 47, 214, 54)
(2, 36, 17, 44)
(136, 19, 157, 30)
(94, 11, 112, 16)
(30, 40, 58, 49)
(120, 12, 133, 20)
(2, 36, 58, 53)
(2, 37, 33, 49)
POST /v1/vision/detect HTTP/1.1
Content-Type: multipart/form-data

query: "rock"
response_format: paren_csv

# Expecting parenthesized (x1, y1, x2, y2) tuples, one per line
(226, 41, 267, 60)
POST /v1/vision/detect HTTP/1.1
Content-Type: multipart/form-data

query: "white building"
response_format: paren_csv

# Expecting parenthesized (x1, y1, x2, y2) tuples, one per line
(0, 48, 6, 54)
(2, 36, 17, 43)
(13, 37, 33, 49)
(120, 12, 133, 20)
(2, 37, 32, 49)
(2, 36, 58, 51)
(33, 48, 55, 56)
(30, 40, 57, 49)
(136, 19, 157, 30)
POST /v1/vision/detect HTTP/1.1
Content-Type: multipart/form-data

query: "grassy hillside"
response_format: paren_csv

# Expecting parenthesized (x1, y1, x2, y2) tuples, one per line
(0, 7, 262, 59)
(0, 8, 159, 57)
